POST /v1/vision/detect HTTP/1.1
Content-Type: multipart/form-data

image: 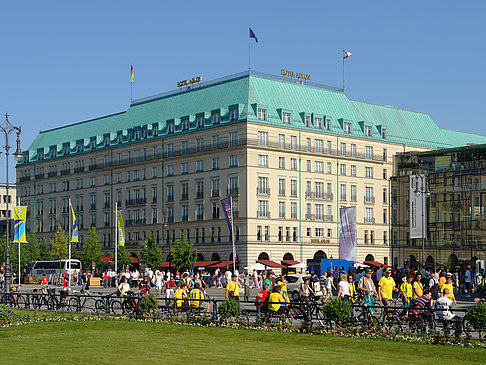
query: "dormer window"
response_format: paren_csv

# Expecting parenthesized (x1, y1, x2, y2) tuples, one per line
(325, 118, 331, 131)
(344, 122, 351, 134)
(365, 125, 372, 137)
(134, 130, 141, 140)
(153, 124, 158, 136)
(315, 117, 322, 129)
(212, 112, 220, 124)
(258, 108, 267, 121)
(76, 141, 83, 152)
(117, 132, 123, 144)
(197, 115, 205, 128)
(38, 149, 44, 160)
(182, 118, 189, 131)
(51, 146, 57, 157)
(104, 135, 110, 146)
(90, 138, 96, 149)
(63, 143, 70, 156)
(167, 121, 175, 134)
(305, 115, 310, 127)
(230, 108, 238, 121)
(283, 112, 291, 124)
(382, 128, 386, 139)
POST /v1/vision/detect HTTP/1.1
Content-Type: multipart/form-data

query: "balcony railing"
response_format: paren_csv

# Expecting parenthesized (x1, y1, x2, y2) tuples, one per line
(48, 172, 57, 178)
(104, 202, 110, 209)
(35, 174, 45, 180)
(305, 191, 314, 199)
(256, 187, 270, 195)
(61, 169, 70, 176)
(257, 210, 270, 218)
(126, 219, 147, 226)
(197, 214, 204, 221)
(167, 195, 174, 202)
(211, 190, 220, 198)
(305, 214, 315, 221)
(126, 198, 147, 206)
(364, 196, 376, 204)
(227, 187, 239, 196)
(325, 215, 333, 222)
(90, 204, 96, 210)
(196, 191, 204, 199)
(19, 176, 31, 182)
(364, 217, 375, 224)
(74, 167, 85, 173)
(181, 194, 189, 201)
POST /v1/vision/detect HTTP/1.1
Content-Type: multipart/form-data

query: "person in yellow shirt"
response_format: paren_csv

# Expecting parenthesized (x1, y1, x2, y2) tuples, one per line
(412, 273, 423, 299)
(378, 268, 398, 309)
(348, 275, 356, 302)
(268, 286, 286, 314)
(441, 273, 456, 305)
(225, 274, 240, 301)
(438, 272, 446, 288)
(277, 275, 290, 304)
(173, 283, 188, 309)
(400, 275, 413, 308)
(189, 283, 210, 313)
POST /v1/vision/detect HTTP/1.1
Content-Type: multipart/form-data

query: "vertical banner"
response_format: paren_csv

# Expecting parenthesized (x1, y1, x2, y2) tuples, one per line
(117, 211, 125, 246)
(220, 197, 237, 263)
(13, 206, 28, 243)
(410, 174, 426, 239)
(339, 206, 356, 261)
(70, 205, 79, 242)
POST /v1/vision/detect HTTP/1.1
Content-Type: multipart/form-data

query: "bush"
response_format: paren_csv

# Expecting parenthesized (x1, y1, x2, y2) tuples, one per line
(139, 294, 158, 315)
(218, 299, 242, 319)
(322, 298, 352, 324)
(466, 302, 486, 334)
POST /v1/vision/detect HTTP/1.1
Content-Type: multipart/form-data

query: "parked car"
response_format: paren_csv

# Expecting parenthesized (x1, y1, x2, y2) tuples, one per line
(202, 275, 216, 288)
(285, 274, 323, 301)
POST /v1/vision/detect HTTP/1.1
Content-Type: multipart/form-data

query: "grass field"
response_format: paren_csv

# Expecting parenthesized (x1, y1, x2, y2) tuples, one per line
(0, 320, 485, 364)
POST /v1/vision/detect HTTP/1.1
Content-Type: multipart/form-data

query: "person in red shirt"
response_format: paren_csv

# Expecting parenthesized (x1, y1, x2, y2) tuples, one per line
(256, 283, 270, 313)
(103, 272, 109, 288)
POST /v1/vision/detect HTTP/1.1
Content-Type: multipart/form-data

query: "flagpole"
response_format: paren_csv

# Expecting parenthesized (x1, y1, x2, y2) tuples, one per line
(68, 199, 72, 288)
(248, 29, 251, 71)
(115, 202, 118, 274)
(342, 54, 345, 92)
(130, 82, 133, 103)
(230, 196, 236, 273)
(17, 197, 20, 286)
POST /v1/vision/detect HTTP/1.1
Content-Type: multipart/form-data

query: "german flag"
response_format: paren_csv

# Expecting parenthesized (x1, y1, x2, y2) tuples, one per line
(131, 65, 134, 83)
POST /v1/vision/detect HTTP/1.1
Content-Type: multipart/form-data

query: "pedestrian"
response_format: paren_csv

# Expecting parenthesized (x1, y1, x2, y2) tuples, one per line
(358, 268, 377, 308)
(226, 274, 240, 301)
(378, 268, 398, 310)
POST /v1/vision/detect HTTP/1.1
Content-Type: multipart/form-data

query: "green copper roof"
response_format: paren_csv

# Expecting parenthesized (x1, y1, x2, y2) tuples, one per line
(22, 70, 486, 165)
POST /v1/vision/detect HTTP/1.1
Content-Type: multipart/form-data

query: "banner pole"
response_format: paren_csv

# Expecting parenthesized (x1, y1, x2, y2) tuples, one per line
(230, 196, 236, 273)
(17, 196, 20, 286)
(68, 199, 72, 288)
(115, 202, 118, 275)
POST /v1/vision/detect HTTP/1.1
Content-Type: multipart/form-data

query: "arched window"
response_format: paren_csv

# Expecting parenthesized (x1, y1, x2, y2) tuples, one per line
(197, 253, 204, 261)
(211, 253, 220, 261)
(283, 252, 294, 261)
(313, 250, 327, 260)
(258, 252, 270, 261)
(365, 254, 375, 262)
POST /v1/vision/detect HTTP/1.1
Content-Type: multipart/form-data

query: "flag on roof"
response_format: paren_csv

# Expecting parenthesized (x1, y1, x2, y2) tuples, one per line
(343, 50, 352, 59)
(249, 28, 258, 43)
(131, 65, 134, 83)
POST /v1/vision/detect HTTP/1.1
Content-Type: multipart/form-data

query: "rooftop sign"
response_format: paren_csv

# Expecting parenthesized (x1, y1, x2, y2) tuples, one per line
(281, 69, 310, 80)
(177, 76, 202, 88)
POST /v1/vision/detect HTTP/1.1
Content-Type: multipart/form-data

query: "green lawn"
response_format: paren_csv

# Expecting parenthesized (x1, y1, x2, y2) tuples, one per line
(0, 321, 485, 364)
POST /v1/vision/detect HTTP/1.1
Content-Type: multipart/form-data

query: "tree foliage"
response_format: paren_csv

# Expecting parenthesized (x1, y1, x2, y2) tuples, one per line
(140, 233, 162, 269)
(171, 233, 197, 272)
(116, 245, 131, 271)
(50, 225, 69, 260)
(82, 227, 102, 271)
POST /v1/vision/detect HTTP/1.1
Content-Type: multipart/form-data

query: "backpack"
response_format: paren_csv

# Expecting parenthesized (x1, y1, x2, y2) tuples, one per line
(430, 278, 440, 300)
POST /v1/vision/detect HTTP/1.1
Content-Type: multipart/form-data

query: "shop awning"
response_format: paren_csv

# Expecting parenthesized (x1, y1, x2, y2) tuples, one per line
(160, 262, 176, 268)
(101, 256, 113, 263)
(130, 256, 139, 263)
(364, 261, 391, 268)
(257, 260, 286, 269)
(193, 261, 219, 267)
(208, 260, 237, 268)
(281, 260, 300, 266)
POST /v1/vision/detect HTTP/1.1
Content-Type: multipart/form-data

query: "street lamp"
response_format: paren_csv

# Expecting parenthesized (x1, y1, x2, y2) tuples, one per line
(415, 172, 430, 269)
(0, 113, 23, 294)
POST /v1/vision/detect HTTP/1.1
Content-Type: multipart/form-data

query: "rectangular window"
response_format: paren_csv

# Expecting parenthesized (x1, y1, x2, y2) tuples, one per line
(383, 187, 388, 204)
(290, 158, 297, 170)
(365, 186, 374, 203)
(326, 162, 331, 174)
(365, 167, 373, 178)
(212, 112, 220, 124)
(212, 158, 219, 170)
(306, 138, 311, 152)
(315, 117, 322, 129)
(230, 108, 238, 121)
(230, 132, 238, 147)
(212, 135, 219, 149)
(258, 131, 268, 146)
(196, 160, 203, 172)
(278, 179, 286, 196)
(383, 169, 387, 180)
(197, 115, 205, 128)
(383, 209, 387, 224)
(282, 112, 291, 124)
(315, 161, 323, 173)
(315, 139, 323, 153)
(167, 144, 174, 157)
(290, 136, 297, 150)
(258, 200, 269, 217)
(290, 180, 297, 197)
(344, 122, 351, 133)
(230, 155, 238, 167)
(167, 165, 174, 176)
(258, 155, 268, 167)
(257, 177, 269, 195)
(365, 207, 374, 223)
(340, 184, 346, 201)
(365, 146, 373, 159)
(351, 185, 357, 202)
(291, 202, 297, 219)
(279, 202, 285, 219)
(326, 141, 332, 154)
(340, 164, 346, 176)
(350, 144, 356, 157)
(350, 165, 356, 177)
(365, 125, 372, 137)
(197, 138, 204, 152)
(305, 115, 310, 127)
(340, 142, 346, 156)
(306, 160, 311, 172)
(181, 162, 188, 174)
(258, 108, 267, 121)
(278, 134, 285, 149)
(383, 148, 387, 162)
(279, 157, 285, 169)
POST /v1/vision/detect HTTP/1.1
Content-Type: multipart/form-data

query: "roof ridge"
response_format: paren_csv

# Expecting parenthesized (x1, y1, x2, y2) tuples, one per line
(39, 110, 126, 134)
(441, 127, 486, 137)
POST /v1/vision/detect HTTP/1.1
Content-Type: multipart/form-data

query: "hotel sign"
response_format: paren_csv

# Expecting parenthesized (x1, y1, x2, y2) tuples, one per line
(281, 69, 311, 80)
(177, 75, 202, 87)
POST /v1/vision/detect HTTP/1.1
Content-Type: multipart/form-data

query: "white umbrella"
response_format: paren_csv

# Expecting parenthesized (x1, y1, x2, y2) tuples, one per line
(289, 262, 307, 269)
(244, 262, 267, 271)
(355, 262, 370, 268)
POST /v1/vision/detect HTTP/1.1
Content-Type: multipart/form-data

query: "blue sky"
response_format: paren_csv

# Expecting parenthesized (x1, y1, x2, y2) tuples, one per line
(1, 1, 485, 182)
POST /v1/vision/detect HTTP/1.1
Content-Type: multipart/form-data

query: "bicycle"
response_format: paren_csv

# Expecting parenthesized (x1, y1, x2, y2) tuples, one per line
(6, 286, 26, 309)
(381, 299, 404, 332)
(94, 292, 123, 315)
(68, 291, 96, 312)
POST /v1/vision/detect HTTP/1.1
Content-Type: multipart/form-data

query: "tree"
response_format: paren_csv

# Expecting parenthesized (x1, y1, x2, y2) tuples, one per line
(140, 233, 162, 269)
(116, 245, 131, 272)
(82, 227, 102, 271)
(37, 238, 51, 261)
(50, 225, 69, 260)
(171, 233, 197, 272)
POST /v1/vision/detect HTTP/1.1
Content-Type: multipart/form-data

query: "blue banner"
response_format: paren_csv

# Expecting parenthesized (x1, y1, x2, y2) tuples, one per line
(339, 206, 356, 261)
(220, 197, 237, 264)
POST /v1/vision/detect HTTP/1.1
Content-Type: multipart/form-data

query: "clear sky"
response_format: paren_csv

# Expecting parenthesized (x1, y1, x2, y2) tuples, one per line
(1, 1, 485, 182)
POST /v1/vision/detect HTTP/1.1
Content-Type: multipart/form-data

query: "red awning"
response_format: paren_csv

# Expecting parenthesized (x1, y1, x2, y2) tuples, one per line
(193, 261, 219, 267)
(364, 261, 391, 268)
(208, 260, 237, 268)
(101, 256, 113, 263)
(160, 262, 176, 268)
(257, 260, 286, 269)
(281, 260, 300, 266)
(130, 256, 139, 263)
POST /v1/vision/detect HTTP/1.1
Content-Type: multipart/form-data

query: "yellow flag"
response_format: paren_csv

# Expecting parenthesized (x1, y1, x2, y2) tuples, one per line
(13, 206, 27, 243)
(117, 211, 125, 246)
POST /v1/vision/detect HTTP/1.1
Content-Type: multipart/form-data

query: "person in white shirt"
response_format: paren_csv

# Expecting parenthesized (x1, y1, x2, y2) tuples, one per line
(435, 288, 463, 336)
(465, 268, 472, 294)
(225, 270, 232, 285)
(325, 272, 336, 301)
(336, 273, 350, 299)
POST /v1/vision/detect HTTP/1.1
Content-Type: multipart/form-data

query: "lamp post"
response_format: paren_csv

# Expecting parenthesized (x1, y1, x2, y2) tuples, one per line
(0, 113, 23, 294)
(415, 172, 430, 268)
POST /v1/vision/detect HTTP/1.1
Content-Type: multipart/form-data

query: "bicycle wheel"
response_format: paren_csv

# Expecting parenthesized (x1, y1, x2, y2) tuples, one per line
(111, 300, 123, 315)
(16, 294, 26, 309)
(47, 296, 57, 311)
(463, 316, 475, 338)
(95, 299, 106, 313)
(314, 307, 327, 327)
(382, 310, 402, 332)
(82, 298, 96, 313)
(68, 298, 79, 312)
